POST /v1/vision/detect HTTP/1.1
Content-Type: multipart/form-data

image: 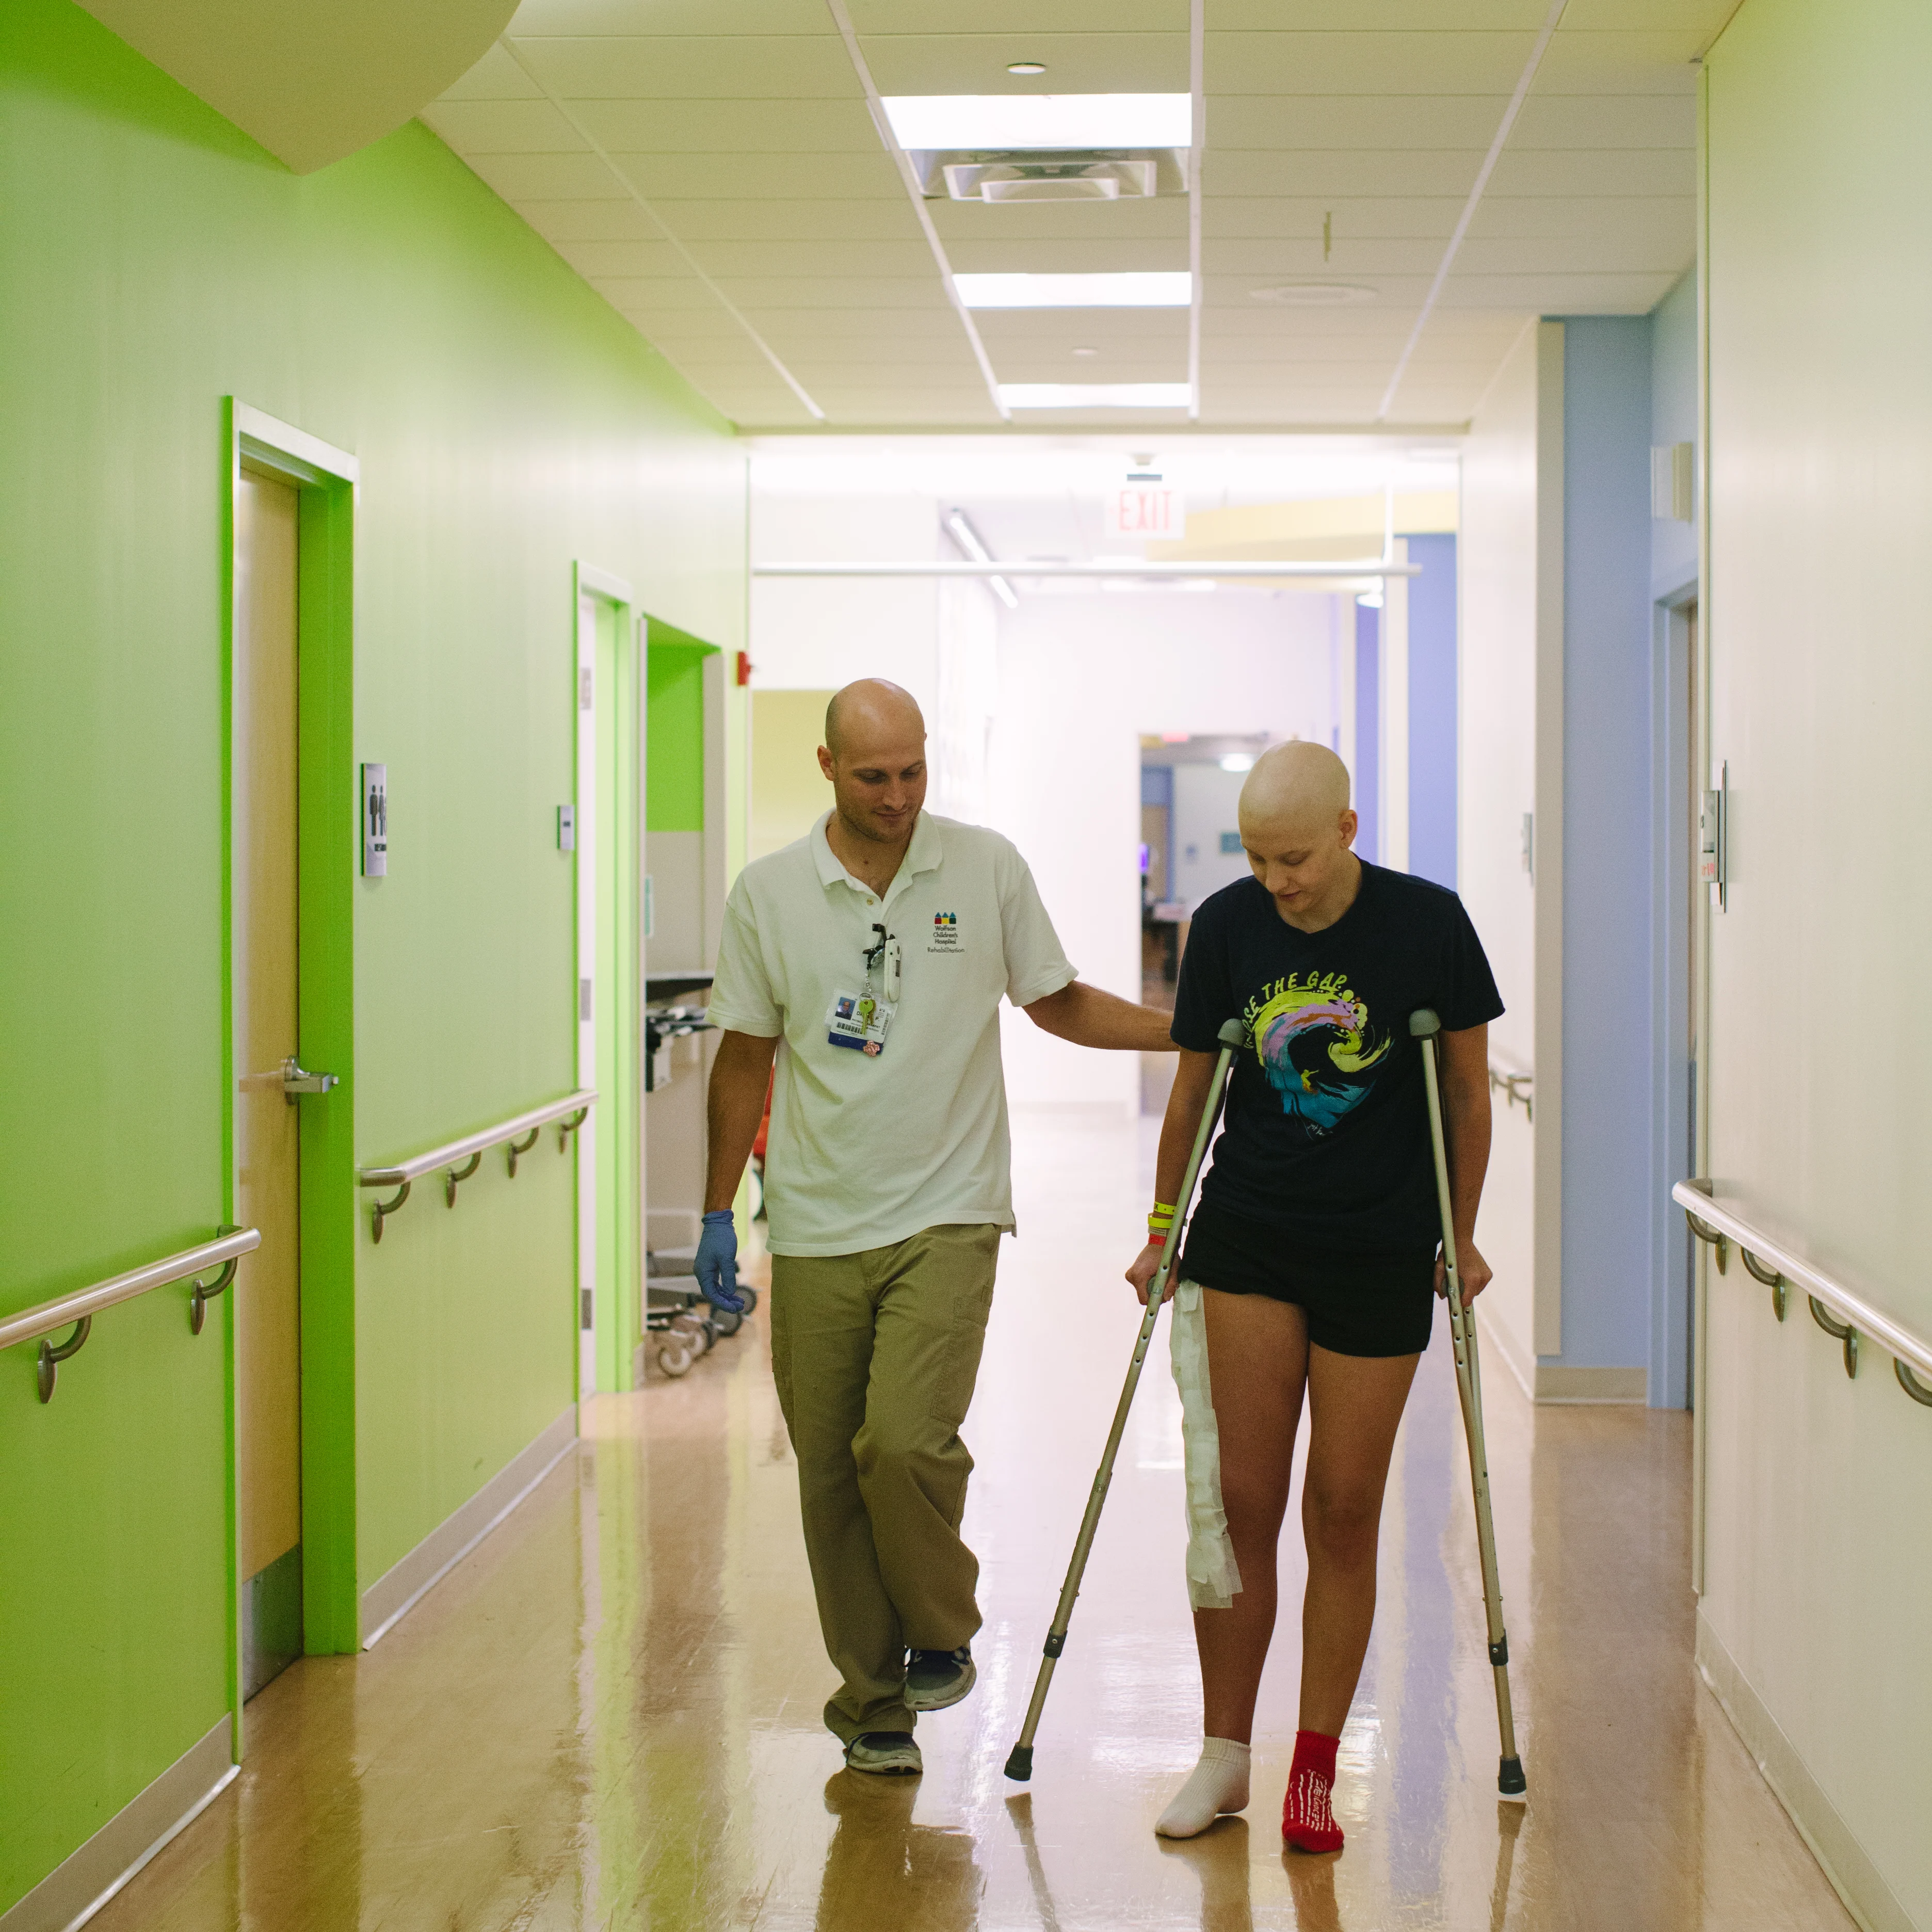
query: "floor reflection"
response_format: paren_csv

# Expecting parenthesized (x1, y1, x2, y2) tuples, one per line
(93, 1109, 1854, 1931)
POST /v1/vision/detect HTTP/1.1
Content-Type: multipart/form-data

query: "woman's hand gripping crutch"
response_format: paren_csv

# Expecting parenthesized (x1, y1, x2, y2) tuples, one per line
(1004, 1017, 1247, 1783)
(1410, 1007, 1528, 1801)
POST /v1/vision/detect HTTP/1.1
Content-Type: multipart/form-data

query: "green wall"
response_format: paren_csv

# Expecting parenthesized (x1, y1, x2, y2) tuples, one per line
(647, 632, 713, 833)
(0, 0, 745, 1910)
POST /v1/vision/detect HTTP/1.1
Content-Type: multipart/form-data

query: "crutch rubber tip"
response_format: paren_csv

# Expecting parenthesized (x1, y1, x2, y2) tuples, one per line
(1498, 1756, 1527, 1801)
(1004, 1744, 1034, 1782)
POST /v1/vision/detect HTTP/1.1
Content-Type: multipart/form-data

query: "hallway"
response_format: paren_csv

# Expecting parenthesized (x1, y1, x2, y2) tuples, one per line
(98, 1111, 1848, 1932)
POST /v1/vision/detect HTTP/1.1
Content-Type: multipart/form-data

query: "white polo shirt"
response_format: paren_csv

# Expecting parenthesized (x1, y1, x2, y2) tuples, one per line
(707, 811, 1076, 1257)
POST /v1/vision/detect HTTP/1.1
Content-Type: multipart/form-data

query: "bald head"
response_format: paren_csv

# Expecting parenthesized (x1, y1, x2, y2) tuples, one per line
(818, 679, 929, 851)
(1238, 740, 1351, 835)
(825, 679, 924, 761)
(1236, 740, 1362, 931)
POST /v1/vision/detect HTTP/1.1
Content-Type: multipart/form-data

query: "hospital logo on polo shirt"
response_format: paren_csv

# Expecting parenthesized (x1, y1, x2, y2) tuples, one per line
(928, 911, 962, 954)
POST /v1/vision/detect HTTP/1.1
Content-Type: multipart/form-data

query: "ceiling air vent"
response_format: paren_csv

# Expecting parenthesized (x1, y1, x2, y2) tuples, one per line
(913, 149, 1187, 203)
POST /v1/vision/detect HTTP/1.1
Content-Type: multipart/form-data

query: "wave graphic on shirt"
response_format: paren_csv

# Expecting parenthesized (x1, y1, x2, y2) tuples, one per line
(1249, 985, 1392, 1136)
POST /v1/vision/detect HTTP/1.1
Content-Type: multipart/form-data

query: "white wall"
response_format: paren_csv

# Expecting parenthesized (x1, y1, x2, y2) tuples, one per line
(988, 590, 1343, 1110)
(1697, 7, 1932, 1925)
(1459, 319, 1565, 1386)
(749, 491, 942, 710)
(1169, 762, 1251, 909)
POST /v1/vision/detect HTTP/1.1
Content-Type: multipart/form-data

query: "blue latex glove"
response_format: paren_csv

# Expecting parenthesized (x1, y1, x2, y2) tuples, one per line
(694, 1209, 745, 1314)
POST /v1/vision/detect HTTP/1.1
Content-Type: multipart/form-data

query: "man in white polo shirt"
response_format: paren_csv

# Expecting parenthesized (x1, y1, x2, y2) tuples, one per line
(698, 679, 1173, 1778)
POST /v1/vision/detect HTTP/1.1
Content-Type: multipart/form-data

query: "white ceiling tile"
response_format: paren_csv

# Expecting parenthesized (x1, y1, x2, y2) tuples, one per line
(553, 237, 695, 278)
(1469, 195, 1695, 243)
(419, 99, 589, 154)
(439, 148, 626, 199)
(1536, 29, 1707, 90)
(1205, 237, 1448, 276)
(942, 238, 1190, 274)
(1206, 33, 1536, 97)
(1455, 235, 1692, 275)
(581, 99, 881, 152)
(593, 276, 724, 310)
(1205, 197, 1463, 240)
(605, 152, 908, 198)
(1484, 148, 1696, 195)
(510, 36, 861, 100)
(682, 239, 940, 278)
(750, 309, 977, 340)
(1204, 151, 1487, 198)
(1208, 0, 1547, 23)
(715, 278, 956, 309)
(1509, 93, 1695, 147)
(1208, 95, 1504, 149)
(438, 44, 544, 101)
(1560, 0, 1741, 28)
(506, 198, 663, 240)
(1436, 271, 1680, 310)
(648, 201, 926, 242)
(856, 32, 1189, 95)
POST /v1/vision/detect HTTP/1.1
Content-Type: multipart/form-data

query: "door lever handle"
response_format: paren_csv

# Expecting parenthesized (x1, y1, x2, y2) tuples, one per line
(282, 1056, 339, 1100)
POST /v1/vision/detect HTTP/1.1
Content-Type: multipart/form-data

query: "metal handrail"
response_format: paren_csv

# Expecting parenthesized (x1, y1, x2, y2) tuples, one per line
(1489, 1062, 1534, 1121)
(358, 1090, 595, 1242)
(1674, 1179, 1932, 1405)
(1, 1226, 261, 1402)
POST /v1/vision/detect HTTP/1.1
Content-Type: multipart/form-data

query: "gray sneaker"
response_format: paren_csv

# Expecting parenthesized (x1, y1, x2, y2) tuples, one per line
(905, 1646, 976, 1712)
(844, 1730, 923, 1776)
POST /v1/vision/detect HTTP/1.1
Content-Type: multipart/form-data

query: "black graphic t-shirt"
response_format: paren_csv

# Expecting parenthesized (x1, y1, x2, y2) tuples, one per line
(1169, 863, 1504, 1253)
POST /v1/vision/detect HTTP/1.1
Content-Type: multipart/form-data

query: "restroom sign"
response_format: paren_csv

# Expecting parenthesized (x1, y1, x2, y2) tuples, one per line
(1105, 477, 1186, 541)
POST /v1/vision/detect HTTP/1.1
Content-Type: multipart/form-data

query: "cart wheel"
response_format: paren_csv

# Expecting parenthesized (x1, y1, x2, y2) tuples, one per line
(736, 1286, 759, 1316)
(657, 1341, 695, 1377)
(698, 1319, 717, 1352)
(712, 1305, 743, 1338)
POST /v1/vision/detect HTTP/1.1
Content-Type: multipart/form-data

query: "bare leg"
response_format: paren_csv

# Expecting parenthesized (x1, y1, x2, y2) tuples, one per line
(1296, 1344, 1420, 1737)
(1195, 1290, 1310, 1745)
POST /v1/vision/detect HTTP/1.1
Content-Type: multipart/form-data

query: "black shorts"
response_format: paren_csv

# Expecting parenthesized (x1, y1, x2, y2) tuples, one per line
(1176, 1201, 1435, 1358)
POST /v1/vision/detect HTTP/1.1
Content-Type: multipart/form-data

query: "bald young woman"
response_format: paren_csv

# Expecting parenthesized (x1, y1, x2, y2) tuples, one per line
(699, 679, 1174, 1778)
(1128, 741, 1503, 1851)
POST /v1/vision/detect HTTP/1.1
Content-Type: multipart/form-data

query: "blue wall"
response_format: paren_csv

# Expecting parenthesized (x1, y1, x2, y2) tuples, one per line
(1355, 600, 1380, 862)
(1557, 318, 1658, 1375)
(1406, 533, 1458, 889)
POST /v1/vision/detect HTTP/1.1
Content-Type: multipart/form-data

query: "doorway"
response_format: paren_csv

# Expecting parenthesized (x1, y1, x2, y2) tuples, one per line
(575, 569, 642, 1395)
(233, 469, 303, 1699)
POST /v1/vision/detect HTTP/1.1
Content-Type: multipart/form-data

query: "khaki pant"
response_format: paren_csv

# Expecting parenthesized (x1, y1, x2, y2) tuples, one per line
(769, 1222, 1000, 1742)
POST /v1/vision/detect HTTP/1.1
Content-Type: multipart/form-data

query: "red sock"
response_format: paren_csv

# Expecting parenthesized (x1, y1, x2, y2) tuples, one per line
(1282, 1729, 1344, 1853)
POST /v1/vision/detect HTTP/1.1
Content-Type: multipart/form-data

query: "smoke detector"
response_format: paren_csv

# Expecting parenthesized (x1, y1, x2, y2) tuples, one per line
(917, 148, 1187, 203)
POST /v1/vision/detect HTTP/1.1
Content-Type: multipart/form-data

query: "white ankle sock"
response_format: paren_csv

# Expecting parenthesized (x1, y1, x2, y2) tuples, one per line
(1155, 1736, 1251, 1838)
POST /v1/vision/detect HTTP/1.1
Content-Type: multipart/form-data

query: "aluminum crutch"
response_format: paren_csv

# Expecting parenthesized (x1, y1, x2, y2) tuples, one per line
(1410, 1006, 1528, 1801)
(1004, 1015, 1247, 1782)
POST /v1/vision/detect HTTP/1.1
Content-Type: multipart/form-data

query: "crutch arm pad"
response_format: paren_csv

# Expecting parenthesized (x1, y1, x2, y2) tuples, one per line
(1409, 1008, 1442, 1038)
(1216, 1017, 1249, 1048)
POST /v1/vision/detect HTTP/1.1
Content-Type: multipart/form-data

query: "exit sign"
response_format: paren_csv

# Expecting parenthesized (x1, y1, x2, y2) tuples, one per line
(1105, 480, 1186, 541)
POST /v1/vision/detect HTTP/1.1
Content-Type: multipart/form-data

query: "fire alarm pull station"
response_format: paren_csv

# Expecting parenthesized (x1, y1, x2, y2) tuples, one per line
(362, 764, 388, 877)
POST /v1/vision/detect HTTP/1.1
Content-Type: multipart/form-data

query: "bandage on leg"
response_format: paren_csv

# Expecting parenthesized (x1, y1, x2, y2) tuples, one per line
(1154, 1736, 1251, 1838)
(1281, 1729, 1344, 1854)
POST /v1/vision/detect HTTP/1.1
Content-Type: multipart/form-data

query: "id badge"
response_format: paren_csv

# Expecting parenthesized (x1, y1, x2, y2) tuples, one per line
(826, 988, 895, 1057)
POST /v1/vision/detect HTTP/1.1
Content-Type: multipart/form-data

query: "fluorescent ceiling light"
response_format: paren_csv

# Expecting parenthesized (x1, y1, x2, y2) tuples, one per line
(999, 384, 1192, 410)
(881, 93, 1191, 151)
(1220, 754, 1255, 773)
(957, 273, 1190, 309)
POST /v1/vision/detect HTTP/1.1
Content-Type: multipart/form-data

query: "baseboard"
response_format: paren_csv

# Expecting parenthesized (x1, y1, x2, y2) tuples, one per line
(1474, 1302, 1535, 1400)
(1, 1716, 234, 1932)
(1532, 1363, 1647, 1404)
(359, 1406, 577, 1648)
(1696, 1609, 1912, 1932)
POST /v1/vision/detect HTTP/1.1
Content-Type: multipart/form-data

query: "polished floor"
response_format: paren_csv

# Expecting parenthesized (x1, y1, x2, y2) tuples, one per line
(101, 1109, 1853, 1930)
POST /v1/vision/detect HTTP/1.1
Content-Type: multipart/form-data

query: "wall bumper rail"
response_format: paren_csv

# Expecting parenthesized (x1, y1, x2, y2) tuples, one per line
(1, 1226, 261, 1402)
(1673, 1179, 1932, 1408)
(359, 1090, 597, 1242)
